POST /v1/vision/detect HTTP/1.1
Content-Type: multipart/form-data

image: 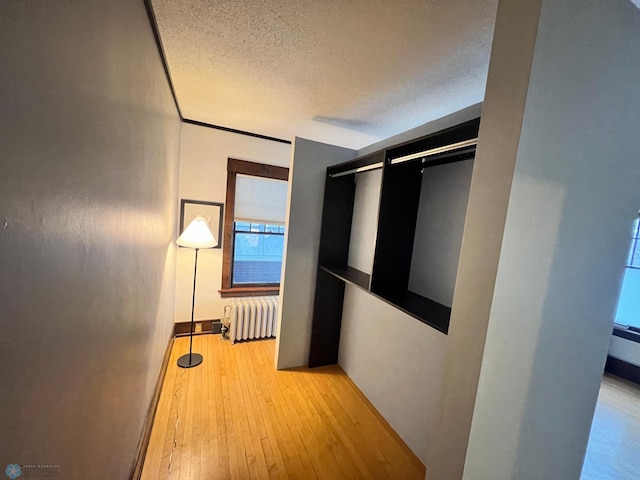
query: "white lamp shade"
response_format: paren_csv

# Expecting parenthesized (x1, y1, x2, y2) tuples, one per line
(177, 216, 217, 249)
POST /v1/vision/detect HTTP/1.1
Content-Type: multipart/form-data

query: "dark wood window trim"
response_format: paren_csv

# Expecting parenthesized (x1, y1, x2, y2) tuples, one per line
(220, 158, 289, 298)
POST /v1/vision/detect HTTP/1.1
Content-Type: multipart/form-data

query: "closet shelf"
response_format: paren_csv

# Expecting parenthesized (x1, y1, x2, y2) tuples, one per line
(373, 290, 451, 334)
(308, 119, 480, 367)
(319, 264, 370, 291)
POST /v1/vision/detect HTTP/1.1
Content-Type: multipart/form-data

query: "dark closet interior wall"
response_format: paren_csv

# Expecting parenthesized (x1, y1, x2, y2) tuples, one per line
(0, 1, 181, 478)
(408, 158, 474, 307)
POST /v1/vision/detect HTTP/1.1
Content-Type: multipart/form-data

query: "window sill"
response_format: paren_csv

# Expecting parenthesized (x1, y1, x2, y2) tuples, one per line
(612, 324, 640, 344)
(219, 287, 280, 298)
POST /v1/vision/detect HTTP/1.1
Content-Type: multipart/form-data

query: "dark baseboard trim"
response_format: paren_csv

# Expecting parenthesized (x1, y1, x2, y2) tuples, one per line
(183, 118, 292, 145)
(605, 355, 640, 385)
(174, 319, 221, 337)
(130, 334, 174, 480)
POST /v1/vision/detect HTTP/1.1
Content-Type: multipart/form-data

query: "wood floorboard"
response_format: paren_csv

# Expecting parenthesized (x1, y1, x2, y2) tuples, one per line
(253, 342, 316, 480)
(141, 336, 425, 480)
(303, 369, 387, 479)
(582, 372, 640, 480)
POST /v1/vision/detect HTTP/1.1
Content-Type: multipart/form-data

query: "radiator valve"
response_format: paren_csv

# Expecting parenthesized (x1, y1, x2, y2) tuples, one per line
(221, 305, 231, 340)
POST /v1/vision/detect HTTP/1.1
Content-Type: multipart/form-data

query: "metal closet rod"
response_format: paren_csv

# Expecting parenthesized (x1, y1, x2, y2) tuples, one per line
(328, 137, 478, 178)
(389, 138, 478, 165)
(328, 162, 384, 178)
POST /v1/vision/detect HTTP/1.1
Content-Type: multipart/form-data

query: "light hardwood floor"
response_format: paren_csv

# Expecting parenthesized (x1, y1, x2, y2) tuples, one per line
(141, 335, 425, 480)
(582, 373, 640, 480)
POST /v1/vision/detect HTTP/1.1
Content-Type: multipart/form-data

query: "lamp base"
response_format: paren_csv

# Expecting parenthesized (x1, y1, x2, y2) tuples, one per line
(177, 353, 203, 368)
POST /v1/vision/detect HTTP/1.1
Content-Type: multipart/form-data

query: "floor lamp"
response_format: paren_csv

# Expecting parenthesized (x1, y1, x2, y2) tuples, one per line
(176, 215, 217, 368)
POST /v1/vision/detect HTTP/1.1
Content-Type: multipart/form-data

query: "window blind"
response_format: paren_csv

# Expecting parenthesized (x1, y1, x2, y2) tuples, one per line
(235, 174, 288, 225)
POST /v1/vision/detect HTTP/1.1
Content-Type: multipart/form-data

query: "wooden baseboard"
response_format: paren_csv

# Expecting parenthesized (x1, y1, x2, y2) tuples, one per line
(174, 319, 221, 337)
(605, 355, 640, 385)
(130, 334, 174, 480)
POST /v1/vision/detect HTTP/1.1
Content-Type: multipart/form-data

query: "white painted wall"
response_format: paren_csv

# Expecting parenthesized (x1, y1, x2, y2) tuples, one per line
(339, 285, 447, 464)
(275, 137, 356, 369)
(175, 123, 291, 323)
(408, 159, 474, 307)
(347, 169, 382, 274)
(0, 1, 180, 477)
(463, 1, 640, 478)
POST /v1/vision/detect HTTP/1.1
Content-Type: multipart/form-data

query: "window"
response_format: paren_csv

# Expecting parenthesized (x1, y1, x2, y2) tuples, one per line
(615, 213, 640, 330)
(220, 159, 289, 298)
(232, 222, 286, 285)
(627, 217, 640, 268)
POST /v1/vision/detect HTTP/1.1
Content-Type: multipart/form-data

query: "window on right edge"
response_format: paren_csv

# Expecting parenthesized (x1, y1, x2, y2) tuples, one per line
(615, 213, 640, 328)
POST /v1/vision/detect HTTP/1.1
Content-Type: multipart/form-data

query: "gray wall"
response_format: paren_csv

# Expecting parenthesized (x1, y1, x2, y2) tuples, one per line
(426, 0, 544, 477)
(340, 166, 447, 464)
(276, 138, 355, 369)
(409, 159, 474, 307)
(0, 2, 181, 478)
(336, 109, 481, 464)
(463, 0, 640, 478)
(347, 169, 382, 274)
(338, 285, 447, 464)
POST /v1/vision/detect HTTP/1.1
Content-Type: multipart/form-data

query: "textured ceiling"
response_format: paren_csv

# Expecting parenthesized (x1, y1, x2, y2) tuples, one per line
(152, 0, 498, 149)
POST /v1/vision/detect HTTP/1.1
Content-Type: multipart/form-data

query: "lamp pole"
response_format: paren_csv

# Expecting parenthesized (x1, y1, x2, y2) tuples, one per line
(187, 247, 199, 364)
(178, 246, 204, 368)
(176, 215, 216, 368)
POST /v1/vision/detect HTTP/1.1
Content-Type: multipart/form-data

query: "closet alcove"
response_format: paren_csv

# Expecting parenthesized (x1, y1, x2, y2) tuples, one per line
(309, 118, 480, 367)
